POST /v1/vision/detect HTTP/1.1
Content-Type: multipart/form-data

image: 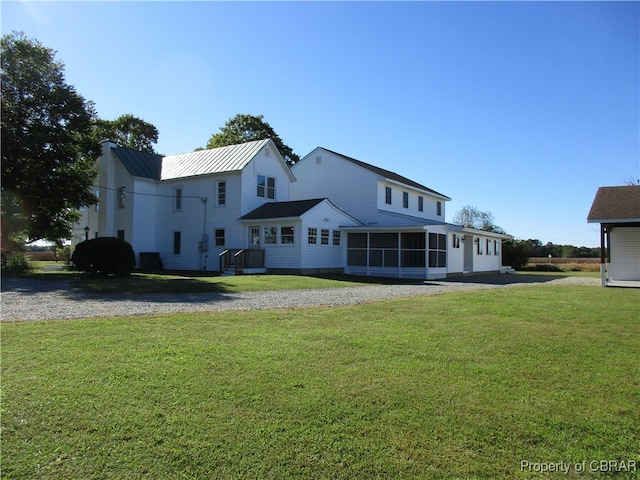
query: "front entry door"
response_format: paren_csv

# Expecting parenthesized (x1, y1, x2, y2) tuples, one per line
(249, 226, 260, 247)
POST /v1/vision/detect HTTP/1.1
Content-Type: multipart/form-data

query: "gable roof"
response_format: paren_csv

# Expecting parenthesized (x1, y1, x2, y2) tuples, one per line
(160, 139, 273, 180)
(240, 198, 326, 220)
(320, 147, 451, 200)
(587, 185, 640, 223)
(111, 147, 162, 180)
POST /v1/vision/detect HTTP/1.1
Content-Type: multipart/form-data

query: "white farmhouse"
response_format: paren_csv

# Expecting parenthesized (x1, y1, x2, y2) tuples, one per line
(73, 139, 511, 279)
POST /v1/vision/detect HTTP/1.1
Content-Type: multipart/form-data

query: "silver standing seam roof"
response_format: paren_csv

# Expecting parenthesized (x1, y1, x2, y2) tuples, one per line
(160, 138, 271, 180)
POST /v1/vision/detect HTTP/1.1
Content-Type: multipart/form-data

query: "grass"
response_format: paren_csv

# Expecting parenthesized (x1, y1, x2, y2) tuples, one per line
(2, 284, 638, 479)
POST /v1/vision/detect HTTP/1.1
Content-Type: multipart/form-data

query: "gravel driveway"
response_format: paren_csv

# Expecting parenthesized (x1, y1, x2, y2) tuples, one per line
(1, 274, 598, 322)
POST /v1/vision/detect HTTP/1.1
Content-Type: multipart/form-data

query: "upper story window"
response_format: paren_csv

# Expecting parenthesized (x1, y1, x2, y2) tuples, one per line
(418, 196, 424, 212)
(403, 192, 409, 208)
(385, 186, 392, 205)
(216, 181, 226, 206)
(118, 187, 126, 209)
(257, 175, 275, 199)
(437, 201, 442, 216)
(174, 188, 182, 211)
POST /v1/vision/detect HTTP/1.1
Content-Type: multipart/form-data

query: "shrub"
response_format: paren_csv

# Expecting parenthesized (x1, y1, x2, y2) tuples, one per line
(71, 237, 135, 276)
(2, 252, 33, 274)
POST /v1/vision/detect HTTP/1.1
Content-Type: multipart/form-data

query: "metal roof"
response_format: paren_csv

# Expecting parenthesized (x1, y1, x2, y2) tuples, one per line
(160, 139, 271, 181)
(320, 148, 451, 200)
(587, 185, 640, 223)
(111, 147, 162, 180)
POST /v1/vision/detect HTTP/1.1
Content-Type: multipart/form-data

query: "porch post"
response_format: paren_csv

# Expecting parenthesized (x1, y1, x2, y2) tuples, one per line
(599, 224, 606, 287)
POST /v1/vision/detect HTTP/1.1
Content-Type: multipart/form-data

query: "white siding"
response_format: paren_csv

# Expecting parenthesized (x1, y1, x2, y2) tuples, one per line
(291, 149, 379, 224)
(131, 178, 157, 256)
(377, 181, 445, 222)
(470, 234, 502, 273)
(300, 201, 360, 270)
(448, 232, 465, 274)
(240, 147, 292, 216)
(154, 173, 244, 271)
(609, 227, 640, 281)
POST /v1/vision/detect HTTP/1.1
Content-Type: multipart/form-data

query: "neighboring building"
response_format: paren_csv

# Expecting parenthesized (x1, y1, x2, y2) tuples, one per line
(587, 185, 640, 286)
(73, 139, 512, 279)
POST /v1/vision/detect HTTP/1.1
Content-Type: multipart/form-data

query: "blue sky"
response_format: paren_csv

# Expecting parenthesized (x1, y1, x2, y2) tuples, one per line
(3, 1, 638, 247)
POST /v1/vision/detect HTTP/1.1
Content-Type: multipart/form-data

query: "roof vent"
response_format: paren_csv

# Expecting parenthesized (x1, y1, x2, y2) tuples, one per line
(316, 156, 322, 165)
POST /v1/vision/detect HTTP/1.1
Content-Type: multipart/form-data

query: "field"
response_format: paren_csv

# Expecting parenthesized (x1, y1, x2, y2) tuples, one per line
(527, 257, 600, 272)
(2, 283, 638, 479)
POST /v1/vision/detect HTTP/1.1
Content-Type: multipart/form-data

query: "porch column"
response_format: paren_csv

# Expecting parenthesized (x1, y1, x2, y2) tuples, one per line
(599, 224, 606, 287)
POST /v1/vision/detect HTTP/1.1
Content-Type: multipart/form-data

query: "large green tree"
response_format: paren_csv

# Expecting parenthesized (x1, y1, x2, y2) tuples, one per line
(1, 32, 99, 246)
(205, 114, 300, 164)
(94, 114, 159, 153)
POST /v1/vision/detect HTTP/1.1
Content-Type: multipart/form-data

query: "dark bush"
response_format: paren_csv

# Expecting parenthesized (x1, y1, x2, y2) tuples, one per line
(71, 237, 135, 276)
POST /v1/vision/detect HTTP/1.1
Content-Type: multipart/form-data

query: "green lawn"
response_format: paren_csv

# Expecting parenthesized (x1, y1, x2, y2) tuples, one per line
(2, 285, 638, 479)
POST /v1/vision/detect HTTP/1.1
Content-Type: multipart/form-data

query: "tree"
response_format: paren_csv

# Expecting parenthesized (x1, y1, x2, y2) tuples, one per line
(205, 114, 300, 164)
(452, 205, 504, 233)
(94, 114, 159, 153)
(503, 239, 530, 270)
(1, 32, 99, 246)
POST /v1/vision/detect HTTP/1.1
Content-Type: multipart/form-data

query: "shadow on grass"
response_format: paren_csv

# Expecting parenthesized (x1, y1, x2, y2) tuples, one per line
(445, 272, 569, 285)
(1, 272, 234, 296)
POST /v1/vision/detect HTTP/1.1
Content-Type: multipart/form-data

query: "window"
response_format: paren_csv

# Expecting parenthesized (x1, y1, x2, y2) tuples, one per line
(494, 240, 500, 255)
(118, 187, 126, 209)
(333, 230, 341, 246)
(95, 189, 100, 212)
(216, 181, 226, 206)
(452, 234, 461, 248)
(308, 227, 317, 245)
(486, 239, 492, 255)
(401, 232, 426, 267)
(173, 231, 181, 254)
(347, 233, 368, 266)
(281, 226, 294, 244)
(385, 186, 392, 205)
(418, 196, 424, 212)
(403, 192, 409, 208)
(215, 229, 225, 247)
(264, 227, 277, 245)
(370, 233, 399, 267)
(437, 201, 442, 216)
(174, 188, 182, 211)
(321, 229, 330, 245)
(428, 233, 447, 268)
(257, 175, 275, 199)
(477, 238, 483, 255)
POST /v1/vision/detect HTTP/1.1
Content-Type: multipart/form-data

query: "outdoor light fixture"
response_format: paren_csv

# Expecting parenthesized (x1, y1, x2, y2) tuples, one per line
(84, 226, 90, 241)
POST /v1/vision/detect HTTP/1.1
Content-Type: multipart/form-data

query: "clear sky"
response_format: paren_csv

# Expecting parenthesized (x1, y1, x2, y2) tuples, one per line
(3, 1, 638, 247)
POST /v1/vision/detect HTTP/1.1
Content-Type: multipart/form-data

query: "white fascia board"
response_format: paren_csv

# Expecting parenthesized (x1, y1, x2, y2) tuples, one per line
(587, 218, 640, 224)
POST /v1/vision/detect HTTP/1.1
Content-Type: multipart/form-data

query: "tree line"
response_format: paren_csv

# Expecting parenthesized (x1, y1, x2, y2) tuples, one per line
(1, 32, 299, 250)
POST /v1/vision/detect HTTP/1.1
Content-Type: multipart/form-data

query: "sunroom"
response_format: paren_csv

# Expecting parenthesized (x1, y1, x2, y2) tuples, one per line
(341, 224, 449, 280)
